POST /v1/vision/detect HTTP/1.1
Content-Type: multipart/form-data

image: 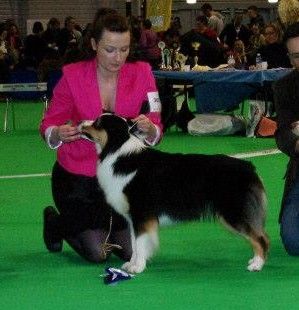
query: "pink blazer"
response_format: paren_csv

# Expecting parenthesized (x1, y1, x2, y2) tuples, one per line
(40, 58, 163, 176)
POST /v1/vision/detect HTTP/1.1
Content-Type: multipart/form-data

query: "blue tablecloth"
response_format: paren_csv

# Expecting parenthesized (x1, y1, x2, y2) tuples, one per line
(153, 68, 292, 113)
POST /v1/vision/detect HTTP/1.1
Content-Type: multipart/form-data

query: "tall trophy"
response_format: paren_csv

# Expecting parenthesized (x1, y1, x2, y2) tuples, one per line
(191, 41, 201, 68)
(164, 48, 172, 70)
(172, 43, 180, 70)
(158, 41, 166, 70)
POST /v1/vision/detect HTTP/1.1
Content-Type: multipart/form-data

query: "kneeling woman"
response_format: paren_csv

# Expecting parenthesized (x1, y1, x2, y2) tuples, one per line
(39, 12, 163, 262)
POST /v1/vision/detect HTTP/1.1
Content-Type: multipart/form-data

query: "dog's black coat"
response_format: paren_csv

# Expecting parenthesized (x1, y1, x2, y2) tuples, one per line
(115, 151, 260, 225)
(95, 114, 265, 228)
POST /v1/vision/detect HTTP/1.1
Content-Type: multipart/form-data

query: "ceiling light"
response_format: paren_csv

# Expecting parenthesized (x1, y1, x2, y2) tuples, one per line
(186, 0, 196, 4)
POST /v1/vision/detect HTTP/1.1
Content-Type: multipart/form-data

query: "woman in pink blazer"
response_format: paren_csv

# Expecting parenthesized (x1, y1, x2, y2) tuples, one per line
(40, 12, 163, 263)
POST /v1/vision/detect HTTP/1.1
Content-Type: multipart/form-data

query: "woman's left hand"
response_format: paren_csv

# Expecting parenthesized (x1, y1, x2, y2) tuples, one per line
(132, 114, 157, 139)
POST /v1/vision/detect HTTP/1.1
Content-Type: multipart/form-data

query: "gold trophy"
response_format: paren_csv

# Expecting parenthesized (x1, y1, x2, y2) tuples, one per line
(191, 41, 201, 68)
(172, 43, 180, 71)
(192, 41, 201, 51)
(176, 53, 188, 71)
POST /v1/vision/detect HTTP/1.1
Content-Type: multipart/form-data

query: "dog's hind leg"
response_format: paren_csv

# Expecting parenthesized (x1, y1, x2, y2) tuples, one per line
(245, 184, 270, 271)
(221, 217, 269, 271)
(221, 183, 269, 271)
(246, 229, 269, 271)
(122, 218, 159, 274)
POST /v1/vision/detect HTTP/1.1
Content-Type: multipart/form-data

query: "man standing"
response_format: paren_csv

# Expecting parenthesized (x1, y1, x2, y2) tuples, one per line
(247, 5, 265, 28)
(201, 3, 224, 36)
(274, 22, 299, 255)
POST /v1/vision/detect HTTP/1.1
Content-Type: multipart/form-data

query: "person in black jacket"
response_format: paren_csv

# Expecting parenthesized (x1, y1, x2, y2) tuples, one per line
(247, 5, 265, 29)
(180, 22, 225, 68)
(254, 22, 291, 69)
(274, 22, 299, 255)
(23, 21, 47, 68)
(57, 16, 82, 56)
(219, 13, 251, 50)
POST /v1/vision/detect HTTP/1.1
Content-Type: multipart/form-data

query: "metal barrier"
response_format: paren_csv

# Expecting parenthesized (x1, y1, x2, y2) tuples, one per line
(0, 82, 48, 132)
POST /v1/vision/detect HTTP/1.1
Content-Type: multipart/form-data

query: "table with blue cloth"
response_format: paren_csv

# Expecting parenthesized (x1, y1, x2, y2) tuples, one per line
(153, 68, 292, 113)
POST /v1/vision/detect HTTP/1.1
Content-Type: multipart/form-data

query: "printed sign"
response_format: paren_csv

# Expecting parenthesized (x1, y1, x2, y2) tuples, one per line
(147, 91, 161, 112)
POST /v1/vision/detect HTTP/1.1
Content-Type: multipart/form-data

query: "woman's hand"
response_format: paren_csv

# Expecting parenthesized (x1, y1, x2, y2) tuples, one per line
(51, 123, 81, 144)
(131, 114, 157, 140)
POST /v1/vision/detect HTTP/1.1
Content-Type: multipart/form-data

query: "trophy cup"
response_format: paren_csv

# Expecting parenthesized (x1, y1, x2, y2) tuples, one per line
(172, 43, 180, 71)
(176, 53, 188, 71)
(163, 48, 172, 70)
(191, 41, 201, 68)
(158, 41, 166, 70)
(192, 56, 198, 70)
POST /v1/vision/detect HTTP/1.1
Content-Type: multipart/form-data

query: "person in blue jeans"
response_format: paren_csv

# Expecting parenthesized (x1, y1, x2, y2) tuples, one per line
(280, 174, 299, 254)
(274, 22, 299, 255)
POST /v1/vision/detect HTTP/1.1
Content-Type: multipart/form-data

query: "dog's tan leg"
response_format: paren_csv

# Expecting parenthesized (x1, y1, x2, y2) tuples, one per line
(220, 217, 269, 272)
(122, 218, 159, 274)
(247, 231, 269, 272)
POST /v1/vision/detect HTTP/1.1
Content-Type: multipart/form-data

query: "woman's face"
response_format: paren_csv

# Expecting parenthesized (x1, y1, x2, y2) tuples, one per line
(91, 29, 130, 73)
(287, 36, 299, 70)
(264, 26, 279, 44)
(234, 40, 244, 52)
(9, 25, 17, 35)
(0, 30, 7, 41)
(251, 24, 260, 35)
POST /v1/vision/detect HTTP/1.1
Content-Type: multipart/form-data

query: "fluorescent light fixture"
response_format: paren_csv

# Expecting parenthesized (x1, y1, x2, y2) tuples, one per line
(268, 0, 278, 3)
(186, 0, 196, 3)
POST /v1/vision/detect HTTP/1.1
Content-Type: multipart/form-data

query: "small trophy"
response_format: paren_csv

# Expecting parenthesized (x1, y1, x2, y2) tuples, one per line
(158, 41, 166, 69)
(191, 41, 201, 51)
(191, 41, 201, 68)
(164, 48, 172, 70)
(176, 53, 188, 71)
(172, 43, 180, 70)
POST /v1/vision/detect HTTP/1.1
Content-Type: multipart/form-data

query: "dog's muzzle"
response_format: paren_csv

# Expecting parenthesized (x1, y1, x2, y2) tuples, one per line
(78, 120, 95, 142)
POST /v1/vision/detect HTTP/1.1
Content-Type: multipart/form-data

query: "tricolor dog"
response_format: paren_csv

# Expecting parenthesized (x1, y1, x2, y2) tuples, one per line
(80, 114, 269, 274)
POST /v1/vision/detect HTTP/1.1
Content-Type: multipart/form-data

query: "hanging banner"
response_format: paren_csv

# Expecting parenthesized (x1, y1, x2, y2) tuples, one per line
(146, 0, 172, 32)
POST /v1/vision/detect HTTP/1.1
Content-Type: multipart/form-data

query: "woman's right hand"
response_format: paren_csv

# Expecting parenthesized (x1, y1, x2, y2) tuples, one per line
(51, 123, 81, 144)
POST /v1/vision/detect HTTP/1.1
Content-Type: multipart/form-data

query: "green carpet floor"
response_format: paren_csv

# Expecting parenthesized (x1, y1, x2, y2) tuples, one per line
(0, 101, 298, 310)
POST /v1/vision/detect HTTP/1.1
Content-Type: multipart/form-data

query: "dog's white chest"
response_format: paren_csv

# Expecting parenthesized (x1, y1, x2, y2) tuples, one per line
(98, 153, 136, 216)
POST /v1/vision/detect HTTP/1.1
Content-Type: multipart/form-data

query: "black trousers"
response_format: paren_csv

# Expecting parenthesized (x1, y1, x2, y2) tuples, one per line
(50, 162, 132, 262)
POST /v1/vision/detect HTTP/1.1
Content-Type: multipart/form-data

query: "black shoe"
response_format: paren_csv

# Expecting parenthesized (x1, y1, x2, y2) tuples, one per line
(43, 206, 63, 252)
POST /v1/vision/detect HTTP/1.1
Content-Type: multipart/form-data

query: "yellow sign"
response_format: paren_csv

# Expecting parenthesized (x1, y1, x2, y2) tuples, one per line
(146, 0, 172, 32)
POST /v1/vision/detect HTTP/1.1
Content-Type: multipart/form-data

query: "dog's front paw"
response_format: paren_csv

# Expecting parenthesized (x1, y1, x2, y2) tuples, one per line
(122, 260, 146, 274)
(247, 255, 264, 272)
